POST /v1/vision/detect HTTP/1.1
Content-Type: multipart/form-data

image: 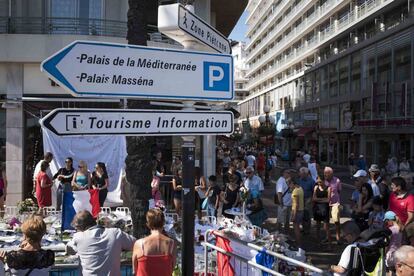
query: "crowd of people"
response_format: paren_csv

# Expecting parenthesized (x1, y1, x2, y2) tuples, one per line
(32, 152, 110, 211)
(0, 145, 413, 275)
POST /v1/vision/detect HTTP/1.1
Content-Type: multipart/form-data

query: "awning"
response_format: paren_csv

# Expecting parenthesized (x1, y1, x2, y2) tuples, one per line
(296, 127, 315, 137)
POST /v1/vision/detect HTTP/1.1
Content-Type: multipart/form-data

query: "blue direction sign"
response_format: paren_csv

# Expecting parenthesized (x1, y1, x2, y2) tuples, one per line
(41, 40, 234, 101)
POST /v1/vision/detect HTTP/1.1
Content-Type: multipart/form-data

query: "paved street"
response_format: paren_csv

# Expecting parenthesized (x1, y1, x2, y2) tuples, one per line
(261, 166, 354, 271)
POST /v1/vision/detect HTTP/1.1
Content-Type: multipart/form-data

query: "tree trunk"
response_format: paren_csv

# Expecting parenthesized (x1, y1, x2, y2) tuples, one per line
(126, 0, 153, 238)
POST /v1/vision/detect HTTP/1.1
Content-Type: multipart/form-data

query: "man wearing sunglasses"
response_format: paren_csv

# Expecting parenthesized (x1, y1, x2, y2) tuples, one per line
(243, 167, 264, 195)
(394, 245, 414, 276)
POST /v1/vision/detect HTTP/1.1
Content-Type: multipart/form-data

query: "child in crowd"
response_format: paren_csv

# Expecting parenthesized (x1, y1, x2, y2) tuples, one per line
(368, 196, 385, 231)
(383, 211, 403, 272)
(206, 175, 221, 217)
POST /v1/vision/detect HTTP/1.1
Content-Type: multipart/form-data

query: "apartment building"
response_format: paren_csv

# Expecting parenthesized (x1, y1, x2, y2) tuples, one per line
(232, 41, 250, 102)
(239, 0, 414, 166)
(0, 0, 246, 204)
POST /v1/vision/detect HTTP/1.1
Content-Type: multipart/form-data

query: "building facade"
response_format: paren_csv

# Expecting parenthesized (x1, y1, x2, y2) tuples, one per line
(239, 0, 414, 166)
(0, 0, 246, 204)
(232, 41, 250, 102)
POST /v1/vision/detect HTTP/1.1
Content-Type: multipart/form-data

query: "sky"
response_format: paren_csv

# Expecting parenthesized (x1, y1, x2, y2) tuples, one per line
(229, 11, 248, 42)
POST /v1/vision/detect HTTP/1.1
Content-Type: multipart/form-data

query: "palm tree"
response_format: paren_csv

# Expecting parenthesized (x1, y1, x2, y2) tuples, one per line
(126, 0, 153, 238)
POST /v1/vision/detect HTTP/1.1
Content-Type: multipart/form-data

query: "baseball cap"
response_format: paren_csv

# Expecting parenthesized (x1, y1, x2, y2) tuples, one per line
(368, 164, 380, 173)
(353, 170, 367, 178)
(383, 211, 397, 221)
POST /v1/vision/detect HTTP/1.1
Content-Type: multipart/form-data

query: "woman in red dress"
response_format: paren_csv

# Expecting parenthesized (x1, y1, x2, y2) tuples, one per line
(132, 208, 177, 276)
(256, 151, 266, 181)
(36, 161, 52, 209)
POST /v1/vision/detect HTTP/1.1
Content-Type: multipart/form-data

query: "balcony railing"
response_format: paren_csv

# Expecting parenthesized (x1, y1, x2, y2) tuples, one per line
(247, 0, 341, 71)
(246, 0, 391, 91)
(0, 17, 175, 44)
(246, 0, 292, 49)
(246, 0, 277, 37)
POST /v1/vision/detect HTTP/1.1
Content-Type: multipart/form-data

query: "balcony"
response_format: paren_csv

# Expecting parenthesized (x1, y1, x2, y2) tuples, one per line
(245, 0, 277, 37)
(247, 0, 343, 72)
(246, 0, 292, 49)
(246, 0, 392, 91)
(0, 17, 174, 43)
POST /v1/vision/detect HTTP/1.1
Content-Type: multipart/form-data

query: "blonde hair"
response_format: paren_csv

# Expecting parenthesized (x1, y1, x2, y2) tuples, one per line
(21, 214, 46, 244)
(78, 160, 88, 171)
(146, 208, 165, 230)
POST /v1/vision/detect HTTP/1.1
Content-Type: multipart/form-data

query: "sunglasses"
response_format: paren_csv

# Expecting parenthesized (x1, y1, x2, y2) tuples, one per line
(78, 166, 84, 168)
(246, 171, 253, 174)
(65, 160, 72, 163)
(398, 262, 414, 271)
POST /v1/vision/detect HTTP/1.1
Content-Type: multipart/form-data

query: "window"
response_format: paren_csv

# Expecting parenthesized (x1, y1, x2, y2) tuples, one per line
(351, 53, 361, 94)
(394, 45, 411, 83)
(338, 57, 349, 96)
(329, 62, 338, 97)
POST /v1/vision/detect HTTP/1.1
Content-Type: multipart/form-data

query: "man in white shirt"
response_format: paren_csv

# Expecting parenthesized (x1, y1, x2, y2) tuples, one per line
(66, 211, 136, 276)
(276, 169, 292, 232)
(33, 152, 54, 195)
(243, 167, 264, 194)
(330, 221, 361, 275)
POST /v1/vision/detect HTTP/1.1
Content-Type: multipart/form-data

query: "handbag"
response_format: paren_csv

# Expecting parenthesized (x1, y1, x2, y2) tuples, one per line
(273, 188, 289, 205)
(202, 197, 209, 210)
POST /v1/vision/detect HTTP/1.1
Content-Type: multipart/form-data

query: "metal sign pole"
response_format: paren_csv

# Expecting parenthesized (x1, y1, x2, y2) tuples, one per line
(181, 134, 195, 275)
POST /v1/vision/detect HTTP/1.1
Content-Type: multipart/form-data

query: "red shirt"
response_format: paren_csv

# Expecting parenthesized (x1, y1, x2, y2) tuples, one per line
(257, 155, 265, 171)
(36, 171, 52, 208)
(388, 192, 414, 225)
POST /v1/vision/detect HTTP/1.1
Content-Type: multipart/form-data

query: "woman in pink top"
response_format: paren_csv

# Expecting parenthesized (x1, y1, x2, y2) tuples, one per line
(132, 208, 177, 276)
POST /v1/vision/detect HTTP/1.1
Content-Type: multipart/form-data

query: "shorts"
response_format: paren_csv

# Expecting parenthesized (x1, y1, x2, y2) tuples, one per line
(277, 205, 291, 226)
(293, 210, 304, 224)
(330, 204, 341, 223)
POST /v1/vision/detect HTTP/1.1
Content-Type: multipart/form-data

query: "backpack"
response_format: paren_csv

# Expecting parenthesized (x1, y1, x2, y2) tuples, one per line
(347, 229, 390, 276)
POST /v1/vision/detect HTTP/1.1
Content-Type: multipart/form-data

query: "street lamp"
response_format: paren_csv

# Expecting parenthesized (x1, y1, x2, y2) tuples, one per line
(281, 118, 296, 167)
(258, 105, 275, 184)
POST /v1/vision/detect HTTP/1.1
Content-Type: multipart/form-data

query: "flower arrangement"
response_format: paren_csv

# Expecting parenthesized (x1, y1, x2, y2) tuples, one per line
(17, 198, 37, 214)
(239, 187, 250, 202)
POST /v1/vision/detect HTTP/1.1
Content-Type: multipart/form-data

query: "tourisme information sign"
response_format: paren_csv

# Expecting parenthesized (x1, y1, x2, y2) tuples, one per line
(40, 108, 234, 136)
(158, 3, 231, 54)
(41, 40, 233, 101)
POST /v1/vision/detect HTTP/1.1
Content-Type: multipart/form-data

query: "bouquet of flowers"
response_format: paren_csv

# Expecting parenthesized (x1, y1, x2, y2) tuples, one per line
(239, 187, 250, 202)
(17, 198, 37, 214)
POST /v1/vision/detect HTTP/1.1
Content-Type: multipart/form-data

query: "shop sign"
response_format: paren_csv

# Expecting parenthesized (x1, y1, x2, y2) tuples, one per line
(158, 4, 231, 54)
(41, 40, 233, 101)
(40, 108, 234, 136)
(357, 119, 412, 127)
(304, 113, 318, 121)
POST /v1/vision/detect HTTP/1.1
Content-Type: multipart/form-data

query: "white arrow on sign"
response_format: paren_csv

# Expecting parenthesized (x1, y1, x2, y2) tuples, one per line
(158, 4, 231, 54)
(40, 108, 234, 136)
(40, 40, 233, 101)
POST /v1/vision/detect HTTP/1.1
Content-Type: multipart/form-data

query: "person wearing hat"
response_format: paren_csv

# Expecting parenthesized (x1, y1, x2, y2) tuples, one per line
(383, 210, 403, 270)
(357, 155, 367, 171)
(354, 168, 380, 197)
(330, 221, 361, 275)
(368, 164, 390, 209)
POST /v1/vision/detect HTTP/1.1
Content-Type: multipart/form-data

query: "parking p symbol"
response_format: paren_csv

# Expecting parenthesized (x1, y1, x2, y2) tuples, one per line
(203, 62, 230, 92)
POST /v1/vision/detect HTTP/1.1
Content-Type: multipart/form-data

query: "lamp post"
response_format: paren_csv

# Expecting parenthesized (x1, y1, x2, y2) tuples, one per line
(281, 118, 296, 167)
(258, 105, 275, 184)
